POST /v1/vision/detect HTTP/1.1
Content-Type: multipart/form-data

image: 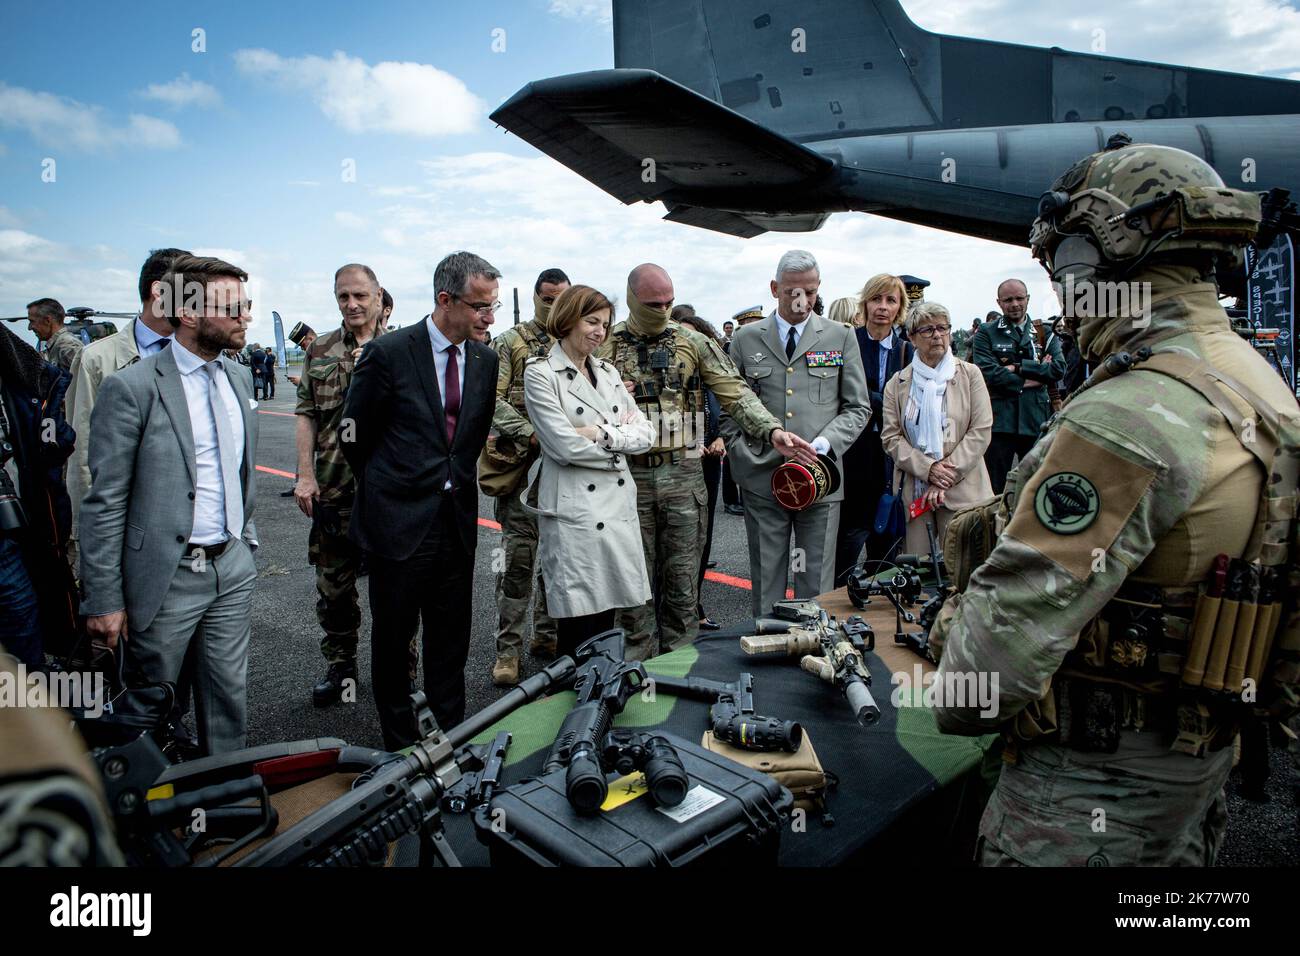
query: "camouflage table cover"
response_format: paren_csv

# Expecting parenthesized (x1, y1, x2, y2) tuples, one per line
(441, 589, 998, 866)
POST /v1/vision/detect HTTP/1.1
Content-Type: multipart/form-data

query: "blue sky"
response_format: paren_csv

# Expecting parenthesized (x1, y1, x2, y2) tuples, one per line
(3, 0, 1299, 348)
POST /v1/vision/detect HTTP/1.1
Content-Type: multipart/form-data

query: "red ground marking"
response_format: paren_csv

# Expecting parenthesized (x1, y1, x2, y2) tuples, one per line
(255, 464, 776, 593)
(255, 465, 298, 479)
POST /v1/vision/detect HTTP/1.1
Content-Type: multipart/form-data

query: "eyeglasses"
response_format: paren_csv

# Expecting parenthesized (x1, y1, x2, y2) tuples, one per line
(913, 324, 951, 337)
(451, 295, 501, 317)
(210, 300, 252, 319)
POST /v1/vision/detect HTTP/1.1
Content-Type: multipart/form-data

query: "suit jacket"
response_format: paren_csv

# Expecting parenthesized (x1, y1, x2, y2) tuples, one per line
(523, 343, 654, 617)
(880, 358, 994, 509)
(79, 345, 259, 629)
(723, 312, 870, 501)
(66, 318, 142, 536)
(341, 320, 498, 560)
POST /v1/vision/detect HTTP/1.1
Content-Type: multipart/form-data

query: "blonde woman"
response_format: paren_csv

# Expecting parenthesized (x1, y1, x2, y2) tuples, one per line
(834, 274, 913, 584)
(881, 301, 993, 553)
(827, 296, 863, 327)
(523, 285, 655, 658)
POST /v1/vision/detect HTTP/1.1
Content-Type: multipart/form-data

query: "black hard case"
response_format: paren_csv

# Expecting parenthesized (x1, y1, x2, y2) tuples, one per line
(473, 732, 793, 867)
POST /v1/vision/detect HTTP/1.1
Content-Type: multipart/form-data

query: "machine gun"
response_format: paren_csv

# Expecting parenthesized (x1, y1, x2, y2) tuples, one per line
(542, 630, 688, 813)
(893, 515, 952, 663)
(649, 672, 803, 752)
(740, 603, 881, 725)
(237, 658, 576, 867)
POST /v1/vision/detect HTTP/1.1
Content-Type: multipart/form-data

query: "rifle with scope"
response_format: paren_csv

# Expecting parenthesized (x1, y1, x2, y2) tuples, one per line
(740, 602, 881, 725)
(542, 630, 688, 814)
(236, 657, 576, 867)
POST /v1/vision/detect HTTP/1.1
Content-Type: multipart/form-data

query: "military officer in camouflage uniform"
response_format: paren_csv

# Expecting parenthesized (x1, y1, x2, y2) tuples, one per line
(971, 280, 1065, 494)
(932, 140, 1300, 865)
(482, 268, 569, 686)
(595, 263, 816, 660)
(295, 263, 385, 706)
(27, 298, 83, 375)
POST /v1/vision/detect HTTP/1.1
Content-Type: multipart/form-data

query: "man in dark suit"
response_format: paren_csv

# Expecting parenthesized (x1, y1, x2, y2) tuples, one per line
(342, 251, 501, 749)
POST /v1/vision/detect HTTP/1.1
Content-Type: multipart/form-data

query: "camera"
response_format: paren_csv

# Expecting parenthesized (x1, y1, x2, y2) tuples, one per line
(0, 440, 28, 533)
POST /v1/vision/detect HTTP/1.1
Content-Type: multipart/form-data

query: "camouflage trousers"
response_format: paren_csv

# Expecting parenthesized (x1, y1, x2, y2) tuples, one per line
(977, 731, 1233, 866)
(617, 457, 707, 662)
(494, 488, 555, 659)
(308, 513, 362, 667)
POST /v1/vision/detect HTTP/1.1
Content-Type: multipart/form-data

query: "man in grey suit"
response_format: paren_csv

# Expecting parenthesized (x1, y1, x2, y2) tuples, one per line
(725, 250, 871, 618)
(80, 254, 259, 755)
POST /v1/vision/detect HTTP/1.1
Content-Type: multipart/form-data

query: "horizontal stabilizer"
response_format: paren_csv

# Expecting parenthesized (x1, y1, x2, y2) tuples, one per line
(491, 69, 836, 216)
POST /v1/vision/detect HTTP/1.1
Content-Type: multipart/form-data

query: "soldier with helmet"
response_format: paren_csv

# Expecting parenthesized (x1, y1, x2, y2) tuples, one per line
(595, 263, 817, 660)
(931, 138, 1300, 865)
(481, 267, 570, 686)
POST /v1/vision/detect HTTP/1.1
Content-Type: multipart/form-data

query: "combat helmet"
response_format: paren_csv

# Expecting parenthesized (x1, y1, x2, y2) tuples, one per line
(1030, 136, 1261, 281)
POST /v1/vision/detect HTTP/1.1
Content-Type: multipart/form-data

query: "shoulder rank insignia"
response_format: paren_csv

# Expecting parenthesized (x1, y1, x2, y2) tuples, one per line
(805, 350, 844, 368)
(1034, 472, 1100, 534)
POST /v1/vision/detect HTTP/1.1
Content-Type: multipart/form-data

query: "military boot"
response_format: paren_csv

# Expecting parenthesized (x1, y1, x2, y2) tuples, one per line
(528, 636, 557, 660)
(312, 662, 357, 707)
(491, 655, 520, 687)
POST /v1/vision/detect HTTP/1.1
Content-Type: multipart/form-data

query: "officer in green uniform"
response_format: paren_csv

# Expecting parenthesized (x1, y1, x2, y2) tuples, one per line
(481, 268, 569, 687)
(295, 264, 384, 706)
(931, 140, 1300, 865)
(970, 280, 1064, 493)
(27, 298, 83, 375)
(595, 263, 815, 660)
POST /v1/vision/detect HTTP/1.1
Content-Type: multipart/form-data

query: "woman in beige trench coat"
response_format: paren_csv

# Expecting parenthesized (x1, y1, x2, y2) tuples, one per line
(524, 285, 655, 658)
(881, 301, 995, 555)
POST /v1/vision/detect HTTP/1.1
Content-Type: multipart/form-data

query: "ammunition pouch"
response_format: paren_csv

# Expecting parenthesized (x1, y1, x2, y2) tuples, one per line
(629, 450, 690, 468)
(942, 495, 1004, 593)
(478, 434, 537, 497)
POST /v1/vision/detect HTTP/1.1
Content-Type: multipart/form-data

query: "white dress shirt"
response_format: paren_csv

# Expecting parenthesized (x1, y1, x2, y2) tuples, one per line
(773, 311, 831, 456)
(426, 314, 467, 489)
(134, 317, 171, 357)
(171, 339, 245, 545)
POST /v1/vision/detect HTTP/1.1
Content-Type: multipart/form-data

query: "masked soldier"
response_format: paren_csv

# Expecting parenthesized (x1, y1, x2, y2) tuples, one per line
(481, 268, 569, 686)
(295, 264, 384, 706)
(596, 263, 815, 660)
(931, 139, 1300, 865)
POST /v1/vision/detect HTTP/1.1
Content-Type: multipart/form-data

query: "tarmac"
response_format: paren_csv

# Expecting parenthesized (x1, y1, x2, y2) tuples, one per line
(240, 379, 1297, 867)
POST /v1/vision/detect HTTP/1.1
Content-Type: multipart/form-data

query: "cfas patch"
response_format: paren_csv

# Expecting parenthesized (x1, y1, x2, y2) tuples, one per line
(1034, 472, 1100, 534)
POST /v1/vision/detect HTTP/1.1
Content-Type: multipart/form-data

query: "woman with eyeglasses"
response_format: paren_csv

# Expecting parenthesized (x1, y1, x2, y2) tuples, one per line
(881, 301, 994, 554)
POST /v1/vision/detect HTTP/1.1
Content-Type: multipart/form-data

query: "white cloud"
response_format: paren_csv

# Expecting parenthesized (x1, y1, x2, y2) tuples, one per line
(903, 0, 1300, 75)
(139, 73, 222, 109)
(362, 152, 1045, 330)
(0, 207, 21, 228)
(0, 83, 181, 151)
(548, 0, 613, 25)
(333, 211, 369, 229)
(233, 49, 483, 137)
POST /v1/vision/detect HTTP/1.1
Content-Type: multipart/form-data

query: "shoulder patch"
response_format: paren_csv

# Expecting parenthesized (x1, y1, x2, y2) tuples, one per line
(1033, 472, 1100, 534)
(1004, 426, 1159, 581)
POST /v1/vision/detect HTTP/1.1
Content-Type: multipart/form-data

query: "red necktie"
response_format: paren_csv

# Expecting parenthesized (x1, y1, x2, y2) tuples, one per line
(444, 344, 460, 443)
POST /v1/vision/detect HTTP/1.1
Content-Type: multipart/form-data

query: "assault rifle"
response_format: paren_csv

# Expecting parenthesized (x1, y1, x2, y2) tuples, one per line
(741, 602, 881, 725)
(542, 630, 688, 813)
(237, 658, 576, 867)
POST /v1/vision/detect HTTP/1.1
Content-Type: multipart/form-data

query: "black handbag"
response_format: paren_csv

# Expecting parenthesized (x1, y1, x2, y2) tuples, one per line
(872, 458, 907, 538)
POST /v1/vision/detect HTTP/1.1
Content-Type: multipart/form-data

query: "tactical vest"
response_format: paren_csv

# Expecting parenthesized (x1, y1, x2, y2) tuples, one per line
(608, 326, 705, 454)
(479, 322, 553, 497)
(505, 322, 552, 415)
(952, 348, 1300, 757)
